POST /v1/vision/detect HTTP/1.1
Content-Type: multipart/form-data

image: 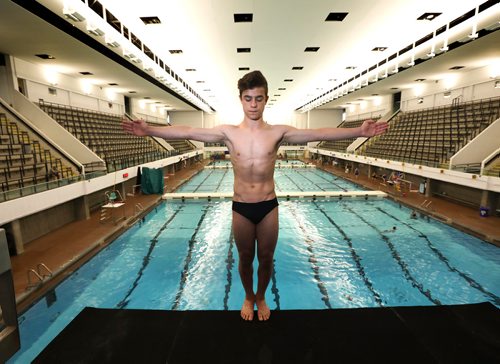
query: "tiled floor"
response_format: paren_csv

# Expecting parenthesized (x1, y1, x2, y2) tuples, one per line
(11, 158, 500, 311)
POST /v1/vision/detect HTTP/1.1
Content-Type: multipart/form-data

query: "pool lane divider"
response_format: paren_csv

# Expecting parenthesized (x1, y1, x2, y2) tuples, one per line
(343, 205, 442, 305)
(314, 202, 384, 306)
(204, 164, 317, 169)
(171, 206, 211, 310)
(375, 207, 500, 306)
(287, 204, 332, 309)
(163, 190, 386, 200)
(116, 205, 184, 309)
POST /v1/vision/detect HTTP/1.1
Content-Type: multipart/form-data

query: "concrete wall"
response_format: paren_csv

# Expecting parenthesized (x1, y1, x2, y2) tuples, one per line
(401, 65, 500, 111)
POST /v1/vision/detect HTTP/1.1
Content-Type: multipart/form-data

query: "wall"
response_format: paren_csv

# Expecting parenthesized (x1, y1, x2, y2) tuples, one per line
(308, 109, 343, 129)
(13, 58, 124, 114)
(344, 94, 393, 121)
(401, 65, 500, 111)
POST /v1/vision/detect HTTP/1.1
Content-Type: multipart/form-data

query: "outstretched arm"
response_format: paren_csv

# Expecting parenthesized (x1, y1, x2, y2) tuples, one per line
(282, 119, 388, 144)
(122, 119, 226, 143)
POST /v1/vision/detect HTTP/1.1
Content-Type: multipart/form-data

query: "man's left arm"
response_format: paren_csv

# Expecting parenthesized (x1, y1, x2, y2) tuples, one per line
(282, 119, 388, 144)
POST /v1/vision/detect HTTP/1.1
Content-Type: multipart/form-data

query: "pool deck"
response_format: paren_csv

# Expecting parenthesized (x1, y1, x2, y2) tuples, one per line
(10, 158, 500, 311)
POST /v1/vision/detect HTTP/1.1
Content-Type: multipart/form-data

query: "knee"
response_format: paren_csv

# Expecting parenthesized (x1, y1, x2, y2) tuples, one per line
(238, 251, 255, 267)
(257, 252, 274, 268)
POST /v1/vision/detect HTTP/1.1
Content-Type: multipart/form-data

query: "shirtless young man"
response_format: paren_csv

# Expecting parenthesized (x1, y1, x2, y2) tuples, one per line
(123, 70, 388, 321)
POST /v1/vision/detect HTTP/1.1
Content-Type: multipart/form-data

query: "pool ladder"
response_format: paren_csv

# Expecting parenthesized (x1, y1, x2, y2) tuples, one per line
(134, 203, 145, 216)
(420, 200, 433, 210)
(27, 263, 53, 290)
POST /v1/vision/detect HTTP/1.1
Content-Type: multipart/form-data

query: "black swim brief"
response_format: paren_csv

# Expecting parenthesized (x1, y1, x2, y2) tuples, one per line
(232, 197, 279, 225)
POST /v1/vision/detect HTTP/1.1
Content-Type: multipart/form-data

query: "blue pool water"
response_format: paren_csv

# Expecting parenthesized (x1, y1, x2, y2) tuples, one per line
(9, 168, 500, 363)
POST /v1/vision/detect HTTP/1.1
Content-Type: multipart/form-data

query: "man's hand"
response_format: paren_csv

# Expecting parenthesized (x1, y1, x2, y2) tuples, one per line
(122, 119, 149, 137)
(360, 119, 388, 137)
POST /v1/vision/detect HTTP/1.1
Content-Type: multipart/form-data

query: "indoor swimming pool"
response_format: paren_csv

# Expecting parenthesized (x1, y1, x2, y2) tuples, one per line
(9, 168, 500, 363)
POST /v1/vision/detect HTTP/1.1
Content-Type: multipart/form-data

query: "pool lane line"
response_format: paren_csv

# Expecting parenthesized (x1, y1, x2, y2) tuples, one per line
(308, 169, 349, 192)
(287, 203, 332, 309)
(215, 168, 228, 192)
(171, 206, 211, 310)
(270, 258, 281, 310)
(117, 205, 184, 309)
(376, 207, 500, 306)
(223, 230, 235, 310)
(314, 202, 383, 306)
(192, 169, 215, 193)
(343, 205, 442, 305)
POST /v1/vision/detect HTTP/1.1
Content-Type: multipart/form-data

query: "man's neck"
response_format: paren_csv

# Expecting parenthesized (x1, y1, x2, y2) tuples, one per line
(241, 117, 266, 129)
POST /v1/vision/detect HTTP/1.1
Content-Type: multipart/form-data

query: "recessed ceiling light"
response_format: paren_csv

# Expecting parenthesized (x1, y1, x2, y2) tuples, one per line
(35, 54, 55, 60)
(390, 87, 399, 90)
(234, 13, 253, 22)
(144, 96, 151, 99)
(108, 83, 118, 86)
(128, 91, 137, 93)
(196, 81, 205, 83)
(274, 94, 281, 97)
(239, 67, 250, 71)
(140, 16, 161, 25)
(284, 79, 293, 82)
(278, 88, 286, 90)
(414, 79, 426, 82)
(79, 71, 93, 75)
(169, 49, 183, 54)
(325, 12, 348, 22)
(372, 47, 388, 52)
(292, 66, 304, 70)
(185, 68, 196, 72)
(417, 12, 442, 21)
(305, 47, 320, 52)
(345, 66, 356, 70)
(237, 48, 251, 53)
(449, 66, 465, 70)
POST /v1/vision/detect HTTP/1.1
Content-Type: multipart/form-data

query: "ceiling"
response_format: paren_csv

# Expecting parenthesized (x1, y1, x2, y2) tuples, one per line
(0, 0, 499, 121)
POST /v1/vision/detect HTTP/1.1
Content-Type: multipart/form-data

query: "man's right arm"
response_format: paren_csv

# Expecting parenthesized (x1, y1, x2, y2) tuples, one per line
(122, 119, 226, 143)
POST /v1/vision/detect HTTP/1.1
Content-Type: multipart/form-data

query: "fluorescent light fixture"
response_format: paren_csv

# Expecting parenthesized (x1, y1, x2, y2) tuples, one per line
(105, 35, 120, 48)
(443, 91, 451, 98)
(87, 24, 104, 36)
(63, 6, 85, 22)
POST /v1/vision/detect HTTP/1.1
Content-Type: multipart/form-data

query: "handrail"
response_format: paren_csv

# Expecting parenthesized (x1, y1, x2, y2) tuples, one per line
(37, 263, 53, 278)
(481, 147, 500, 175)
(26, 269, 43, 289)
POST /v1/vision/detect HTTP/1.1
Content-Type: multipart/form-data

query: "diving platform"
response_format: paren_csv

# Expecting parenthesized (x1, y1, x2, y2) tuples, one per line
(163, 190, 387, 200)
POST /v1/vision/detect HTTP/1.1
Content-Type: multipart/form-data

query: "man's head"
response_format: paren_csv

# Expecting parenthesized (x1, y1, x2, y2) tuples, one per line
(237, 70, 268, 97)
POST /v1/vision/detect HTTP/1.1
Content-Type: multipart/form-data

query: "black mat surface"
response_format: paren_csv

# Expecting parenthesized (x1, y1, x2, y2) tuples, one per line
(33, 302, 500, 364)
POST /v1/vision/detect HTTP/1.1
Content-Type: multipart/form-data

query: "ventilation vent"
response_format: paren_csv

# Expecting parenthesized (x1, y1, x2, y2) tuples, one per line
(234, 13, 253, 22)
(140, 16, 161, 25)
(325, 12, 348, 21)
(304, 47, 320, 52)
(237, 48, 251, 53)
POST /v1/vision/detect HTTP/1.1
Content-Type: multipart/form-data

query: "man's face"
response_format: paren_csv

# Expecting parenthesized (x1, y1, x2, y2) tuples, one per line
(240, 87, 268, 121)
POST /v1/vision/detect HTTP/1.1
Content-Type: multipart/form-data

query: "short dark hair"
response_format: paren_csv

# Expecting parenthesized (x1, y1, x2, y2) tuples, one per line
(237, 70, 268, 97)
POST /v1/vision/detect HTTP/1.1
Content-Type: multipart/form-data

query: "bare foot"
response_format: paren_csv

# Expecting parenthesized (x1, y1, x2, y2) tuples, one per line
(241, 297, 255, 321)
(256, 298, 271, 321)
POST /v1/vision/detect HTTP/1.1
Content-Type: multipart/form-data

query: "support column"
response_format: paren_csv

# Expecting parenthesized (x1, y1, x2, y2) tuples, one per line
(75, 195, 91, 220)
(425, 178, 432, 198)
(10, 220, 23, 255)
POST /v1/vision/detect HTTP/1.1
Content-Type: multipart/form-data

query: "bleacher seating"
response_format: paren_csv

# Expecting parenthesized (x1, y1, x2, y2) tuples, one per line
(318, 116, 381, 152)
(0, 112, 76, 197)
(38, 101, 176, 172)
(360, 97, 500, 167)
(164, 139, 197, 154)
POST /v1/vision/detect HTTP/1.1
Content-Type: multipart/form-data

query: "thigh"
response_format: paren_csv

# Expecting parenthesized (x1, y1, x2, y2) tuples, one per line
(232, 211, 257, 259)
(255, 206, 279, 260)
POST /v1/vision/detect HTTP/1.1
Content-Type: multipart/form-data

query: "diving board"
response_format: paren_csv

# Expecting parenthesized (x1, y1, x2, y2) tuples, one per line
(163, 190, 387, 200)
